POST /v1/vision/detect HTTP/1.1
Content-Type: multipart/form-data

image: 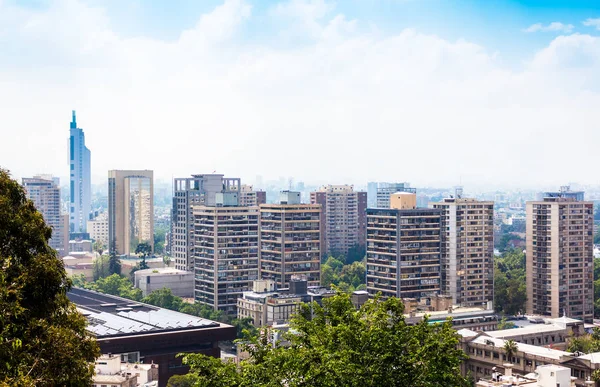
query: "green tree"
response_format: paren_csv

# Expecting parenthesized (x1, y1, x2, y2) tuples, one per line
(178, 292, 470, 387)
(230, 317, 258, 339)
(93, 239, 106, 255)
(108, 251, 121, 276)
(504, 340, 518, 363)
(93, 254, 111, 280)
(93, 273, 143, 301)
(494, 249, 526, 315)
(0, 169, 99, 385)
(163, 255, 172, 267)
(497, 317, 516, 330)
(167, 374, 200, 387)
(142, 287, 183, 310)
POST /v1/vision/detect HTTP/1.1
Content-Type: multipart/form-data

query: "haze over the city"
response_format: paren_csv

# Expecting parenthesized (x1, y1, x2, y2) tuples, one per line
(1, 0, 599, 188)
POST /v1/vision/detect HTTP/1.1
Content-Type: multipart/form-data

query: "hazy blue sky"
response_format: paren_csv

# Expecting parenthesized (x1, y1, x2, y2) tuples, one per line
(1, 0, 600, 188)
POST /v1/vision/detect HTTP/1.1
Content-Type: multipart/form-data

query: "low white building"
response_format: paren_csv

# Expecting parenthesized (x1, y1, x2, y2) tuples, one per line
(93, 354, 158, 387)
(134, 268, 194, 297)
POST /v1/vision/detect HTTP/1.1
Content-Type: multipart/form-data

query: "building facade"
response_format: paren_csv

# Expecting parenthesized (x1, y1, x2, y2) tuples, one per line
(239, 184, 267, 207)
(68, 111, 91, 234)
(526, 188, 594, 322)
(22, 175, 68, 256)
(259, 191, 321, 288)
(193, 205, 259, 315)
(375, 182, 415, 208)
(432, 196, 494, 307)
(87, 212, 108, 247)
(171, 174, 240, 271)
(108, 170, 154, 256)
(366, 193, 442, 300)
(310, 185, 366, 256)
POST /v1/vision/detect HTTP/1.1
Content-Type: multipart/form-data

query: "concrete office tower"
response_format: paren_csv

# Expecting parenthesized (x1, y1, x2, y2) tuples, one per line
(239, 184, 267, 207)
(108, 170, 154, 256)
(376, 182, 415, 208)
(526, 187, 594, 322)
(432, 193, 494, 307)
(366, 193, 442, 300)
(259, 191, 321, 288)
(193, 205, 260, 315)
(68, 111, 91, 234)
(22, 175, 68, 256)
(310, 185, 367, 256)
(171, 174, 240, 271)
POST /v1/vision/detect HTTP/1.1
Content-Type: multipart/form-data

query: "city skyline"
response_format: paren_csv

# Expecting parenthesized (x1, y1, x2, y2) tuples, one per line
(1, 0, 600, 188)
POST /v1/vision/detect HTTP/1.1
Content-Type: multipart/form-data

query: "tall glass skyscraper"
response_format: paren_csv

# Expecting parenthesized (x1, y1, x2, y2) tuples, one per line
(68, 110, 91, 234)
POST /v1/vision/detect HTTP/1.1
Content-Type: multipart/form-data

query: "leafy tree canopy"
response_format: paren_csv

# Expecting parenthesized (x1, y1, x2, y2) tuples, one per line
(494, 249, 526, 316)
(0, 169, 99, 386)
(175, 292, 469, 387)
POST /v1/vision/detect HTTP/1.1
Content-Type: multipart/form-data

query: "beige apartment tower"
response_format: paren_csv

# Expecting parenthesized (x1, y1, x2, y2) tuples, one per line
(259, 191, 321, 288)
(22, 175, 68, 256)
(432, 193, 494, 307)
(310, 185, 367, 256)
(193, 205, 260, 315)
(108, 170, 154, 256)
(526, 188, 594, 322)
(366, 193, 442, 300)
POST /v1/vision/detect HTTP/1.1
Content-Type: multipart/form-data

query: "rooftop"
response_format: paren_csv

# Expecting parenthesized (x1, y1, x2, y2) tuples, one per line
(486, 323, 567, 339)
(69, 287, 226, 338)
(578, 352, 600, 364)
(134, 267, 191, 276)
(464, 332, 572, 360)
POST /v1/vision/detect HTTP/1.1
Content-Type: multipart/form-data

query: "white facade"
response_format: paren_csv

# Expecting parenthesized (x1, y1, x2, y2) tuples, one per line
(68, 111, 91, 234)
(87, 212, 108, 246)
(134, 268, 194, 297)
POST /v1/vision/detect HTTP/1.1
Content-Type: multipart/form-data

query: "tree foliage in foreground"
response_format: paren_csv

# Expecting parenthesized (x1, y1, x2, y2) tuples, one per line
(175, 292, 470, 387)
(0, 169, 99, 386)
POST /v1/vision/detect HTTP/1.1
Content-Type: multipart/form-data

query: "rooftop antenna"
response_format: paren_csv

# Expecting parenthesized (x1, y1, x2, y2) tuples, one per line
(70, 110, 77, 129)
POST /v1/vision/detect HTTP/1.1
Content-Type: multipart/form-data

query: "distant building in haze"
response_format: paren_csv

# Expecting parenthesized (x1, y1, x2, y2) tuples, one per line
(259, 191, 321, 288)
(432, 191, 494, 307)
(171, 174, 240, 271)
(22, 175, 68, 256)
(310, 185, 366, 256)
(376, 182, 415, 208)
(366, 192, 442, 300)
(68, 111, 91, 235)
(239, 184, 267, 207)
(108, 170, 154, 256)
(526, 186, 594, 322)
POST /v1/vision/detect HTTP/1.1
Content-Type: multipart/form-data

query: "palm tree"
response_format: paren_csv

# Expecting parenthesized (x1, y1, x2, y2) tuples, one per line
(504, 339, 518, 364)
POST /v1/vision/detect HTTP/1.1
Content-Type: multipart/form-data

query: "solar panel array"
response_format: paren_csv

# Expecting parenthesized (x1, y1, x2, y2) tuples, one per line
(70, 288, 220, 337)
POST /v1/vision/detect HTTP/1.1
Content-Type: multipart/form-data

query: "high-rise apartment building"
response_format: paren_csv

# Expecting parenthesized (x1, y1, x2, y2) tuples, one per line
(22, 175, 68, 256)
(376, 182, 415, 208)
(259, 191, 321, 288)
(171, 174, 240, 271)
(526, 187, 594, 322)
(68, 111, 91, 234)
(239, 184, 267, 207)
(432, 194, 494, 307)
(193, 205, 259, 315)
(366, 193, 442, 300)
(108, 170, 154, 256)
(310, 185, 367, 255)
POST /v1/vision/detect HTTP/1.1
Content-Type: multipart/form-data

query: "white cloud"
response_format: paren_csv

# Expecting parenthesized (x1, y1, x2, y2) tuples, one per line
(0, 0, 600, 189)
(524, 22, 574, 33)
(583, 18, 600, 30)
